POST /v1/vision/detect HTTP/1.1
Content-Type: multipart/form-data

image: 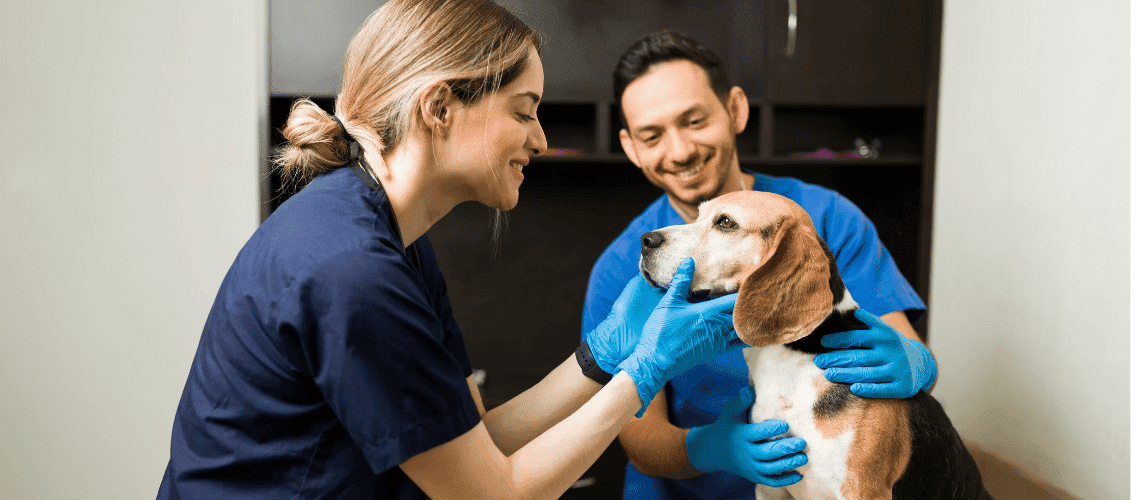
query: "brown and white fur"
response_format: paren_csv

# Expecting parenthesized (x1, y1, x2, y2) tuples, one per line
(639, 191, 990, 500)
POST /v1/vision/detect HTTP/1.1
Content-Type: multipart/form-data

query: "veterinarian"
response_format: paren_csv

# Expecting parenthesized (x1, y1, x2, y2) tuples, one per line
(581, 30, 937, 498)
(158, 3, 747, 499)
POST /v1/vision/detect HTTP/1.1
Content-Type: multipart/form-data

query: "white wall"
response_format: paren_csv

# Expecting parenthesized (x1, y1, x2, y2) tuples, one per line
(930, 1, 1130, 499)
(0, 1, 266, 498)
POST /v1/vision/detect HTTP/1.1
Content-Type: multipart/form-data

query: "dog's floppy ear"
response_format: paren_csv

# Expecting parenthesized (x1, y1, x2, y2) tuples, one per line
(734, 220, 835, 347)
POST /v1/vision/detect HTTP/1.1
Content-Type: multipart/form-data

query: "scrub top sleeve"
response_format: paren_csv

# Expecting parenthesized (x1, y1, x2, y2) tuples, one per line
(297, 249, 481, 475)
(824, 195, 925, 322)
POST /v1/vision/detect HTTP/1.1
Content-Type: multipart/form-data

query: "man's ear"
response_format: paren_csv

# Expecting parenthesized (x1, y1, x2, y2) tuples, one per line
(618, 127, 645, 172)
(727, 86, 749, 135)
(417, 82, 457, 136)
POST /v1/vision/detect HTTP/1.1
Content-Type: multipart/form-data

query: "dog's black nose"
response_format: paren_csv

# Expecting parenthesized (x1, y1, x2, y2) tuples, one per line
(641, 231, 665, 250)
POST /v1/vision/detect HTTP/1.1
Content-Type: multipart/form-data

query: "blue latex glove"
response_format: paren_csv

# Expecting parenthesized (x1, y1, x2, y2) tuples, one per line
(617, 258, 744, 415)
(686, 386, 807, 487)
(814, 309, 937, 398)
(585, 275, 666, 374)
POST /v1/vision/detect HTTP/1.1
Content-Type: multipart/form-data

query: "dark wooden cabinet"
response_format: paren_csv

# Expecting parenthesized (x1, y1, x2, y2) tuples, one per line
(765, 0, 929, 105)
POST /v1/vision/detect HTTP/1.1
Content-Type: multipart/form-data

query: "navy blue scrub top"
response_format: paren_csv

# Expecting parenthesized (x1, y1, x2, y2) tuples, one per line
(159, 165, 481, 499)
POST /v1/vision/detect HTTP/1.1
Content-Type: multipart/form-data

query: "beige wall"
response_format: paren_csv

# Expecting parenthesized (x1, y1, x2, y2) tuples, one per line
(930, 1, 1129, 499)
(0, 1, 266, 498)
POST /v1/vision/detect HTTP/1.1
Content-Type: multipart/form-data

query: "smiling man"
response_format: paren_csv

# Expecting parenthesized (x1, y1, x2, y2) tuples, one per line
(581, 31, 935, 499)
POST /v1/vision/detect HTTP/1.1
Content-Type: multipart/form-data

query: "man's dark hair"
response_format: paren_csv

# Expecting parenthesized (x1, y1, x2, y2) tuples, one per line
(612, 30, 731, 128)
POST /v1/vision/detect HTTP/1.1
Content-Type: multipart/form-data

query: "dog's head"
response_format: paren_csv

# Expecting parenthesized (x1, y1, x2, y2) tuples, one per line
(639, 191, 842, 347)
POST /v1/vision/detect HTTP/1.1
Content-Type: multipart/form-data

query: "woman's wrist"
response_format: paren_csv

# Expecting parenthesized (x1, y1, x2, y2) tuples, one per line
(575, 341, 613, 385)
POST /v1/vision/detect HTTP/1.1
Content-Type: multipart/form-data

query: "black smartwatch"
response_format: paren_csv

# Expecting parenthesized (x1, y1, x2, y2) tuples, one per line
(575, 341, 613, 385)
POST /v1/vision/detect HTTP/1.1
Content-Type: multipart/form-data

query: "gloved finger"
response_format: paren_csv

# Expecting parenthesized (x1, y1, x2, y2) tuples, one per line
(819, 328, 892, 349)
(850, 381, 912, 399)
(616, 275, 658, 303)
(721, 386, 755, 417)
(665, 257, 696, 300)
(752, 436, 806, 458)
(744, 420, 790, 442)
(752, 452, 809, 476)
(753, 470, 804, 488)
(854, 308, 896, 331)
(824, 366, 898, 384)
(813, 349, 886, 369)
(698, 290, 738, 313)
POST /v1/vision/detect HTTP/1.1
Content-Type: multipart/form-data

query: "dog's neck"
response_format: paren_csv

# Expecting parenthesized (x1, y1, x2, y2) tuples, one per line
(785, 290, 865, 354)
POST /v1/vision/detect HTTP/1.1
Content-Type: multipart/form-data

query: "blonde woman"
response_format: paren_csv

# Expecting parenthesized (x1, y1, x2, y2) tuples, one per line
(157, 1, 744, 498)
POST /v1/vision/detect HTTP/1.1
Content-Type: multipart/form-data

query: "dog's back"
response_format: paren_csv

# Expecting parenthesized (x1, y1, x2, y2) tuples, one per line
(893, 391, 992, 499)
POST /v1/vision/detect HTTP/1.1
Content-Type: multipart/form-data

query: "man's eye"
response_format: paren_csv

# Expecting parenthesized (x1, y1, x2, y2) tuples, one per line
(690, 117, 706, 127)
(518, 113, 535, 122)
(641, 135, 659, 144)
(715, 216, 738, 230)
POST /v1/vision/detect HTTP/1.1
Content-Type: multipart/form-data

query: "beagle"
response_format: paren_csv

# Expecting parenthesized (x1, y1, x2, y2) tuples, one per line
(640, 191, 990, 500)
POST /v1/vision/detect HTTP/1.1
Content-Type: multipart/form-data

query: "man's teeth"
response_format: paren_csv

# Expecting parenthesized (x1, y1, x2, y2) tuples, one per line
(510, 162, 524, 173)
(677, 164, 701, 178)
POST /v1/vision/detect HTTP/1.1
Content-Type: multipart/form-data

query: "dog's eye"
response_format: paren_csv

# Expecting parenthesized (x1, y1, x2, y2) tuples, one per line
(715, 215, 738, 231)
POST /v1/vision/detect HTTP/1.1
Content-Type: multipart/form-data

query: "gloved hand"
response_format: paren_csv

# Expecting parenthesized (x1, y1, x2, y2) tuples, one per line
(617, 258, 744, 415)
(686, 386, 807, 487)
(814, 309, 937, 398)
(586, 275, 666, 374)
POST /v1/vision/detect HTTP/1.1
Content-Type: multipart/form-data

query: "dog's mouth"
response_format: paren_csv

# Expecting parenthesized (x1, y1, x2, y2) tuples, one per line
(640, 272, 720, 303)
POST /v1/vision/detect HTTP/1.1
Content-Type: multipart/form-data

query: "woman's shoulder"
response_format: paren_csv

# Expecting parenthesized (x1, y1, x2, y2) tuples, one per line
(244, 170, 405, 285)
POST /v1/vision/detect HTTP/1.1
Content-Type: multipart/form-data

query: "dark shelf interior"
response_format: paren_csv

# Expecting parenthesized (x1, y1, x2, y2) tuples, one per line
(538, 103, 596, 156)
(771, 105, 924, 159)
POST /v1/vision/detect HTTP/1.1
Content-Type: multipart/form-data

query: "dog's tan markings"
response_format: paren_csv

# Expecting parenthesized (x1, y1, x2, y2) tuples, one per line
(812, 376, 855, 440)
(840, 399, 912, 499)
(732, 197, 834, 347)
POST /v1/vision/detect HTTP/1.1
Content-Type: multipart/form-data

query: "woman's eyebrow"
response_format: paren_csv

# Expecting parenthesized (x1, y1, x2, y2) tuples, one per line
(515, 91, 541, 104)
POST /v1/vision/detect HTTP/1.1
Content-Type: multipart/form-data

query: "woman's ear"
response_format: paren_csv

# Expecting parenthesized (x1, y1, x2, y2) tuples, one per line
(733, 221, 834, 348)
(417, 82, 456, 136)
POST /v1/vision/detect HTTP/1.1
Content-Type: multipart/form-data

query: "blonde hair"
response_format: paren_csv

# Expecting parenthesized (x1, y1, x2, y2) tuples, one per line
(275, 0, 540, 190)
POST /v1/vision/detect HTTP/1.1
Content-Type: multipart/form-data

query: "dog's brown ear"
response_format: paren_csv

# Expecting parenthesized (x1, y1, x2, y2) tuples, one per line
(734, 222, 835, 347)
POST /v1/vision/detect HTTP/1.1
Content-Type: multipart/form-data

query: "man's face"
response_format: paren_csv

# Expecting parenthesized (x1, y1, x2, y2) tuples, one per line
(618, 59, 748, 211)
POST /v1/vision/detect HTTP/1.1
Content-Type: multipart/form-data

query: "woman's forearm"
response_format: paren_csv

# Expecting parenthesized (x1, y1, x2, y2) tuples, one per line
(504, 371, 641, 498)
(482, 354, 603, 455)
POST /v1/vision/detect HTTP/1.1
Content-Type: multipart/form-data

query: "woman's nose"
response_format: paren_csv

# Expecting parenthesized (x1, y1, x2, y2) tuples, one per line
(529, 121, 548, 157)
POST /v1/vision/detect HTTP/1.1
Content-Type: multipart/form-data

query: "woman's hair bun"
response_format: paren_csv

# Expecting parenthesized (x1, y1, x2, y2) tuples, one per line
(274, 98, 354, 189)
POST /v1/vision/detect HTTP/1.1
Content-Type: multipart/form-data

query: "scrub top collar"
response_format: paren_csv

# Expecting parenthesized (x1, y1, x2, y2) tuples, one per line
(351, 158, 422, 272)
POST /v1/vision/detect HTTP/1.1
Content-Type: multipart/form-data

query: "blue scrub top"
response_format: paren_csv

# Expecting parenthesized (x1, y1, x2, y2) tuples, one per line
(581, 170, 925, 499)
(159, 166, 481, 499)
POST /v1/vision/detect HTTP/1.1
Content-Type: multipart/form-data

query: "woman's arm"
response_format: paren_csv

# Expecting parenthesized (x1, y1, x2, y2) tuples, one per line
(400, 370, 641, 500)
(480, 354, 602, 455)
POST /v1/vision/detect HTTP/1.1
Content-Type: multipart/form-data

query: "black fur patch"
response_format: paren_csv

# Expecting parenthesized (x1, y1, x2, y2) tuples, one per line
(786, 308, 868, 355)
(813, 382, 858, 420)
(891, 392, 993, 499)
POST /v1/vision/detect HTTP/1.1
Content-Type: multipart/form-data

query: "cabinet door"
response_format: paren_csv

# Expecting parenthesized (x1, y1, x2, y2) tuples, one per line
(765, 0, 928, 105)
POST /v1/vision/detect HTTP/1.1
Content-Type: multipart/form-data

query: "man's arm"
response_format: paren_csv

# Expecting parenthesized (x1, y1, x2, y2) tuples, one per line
(881, 310, 920, 342)
(617, 389, 700, 479)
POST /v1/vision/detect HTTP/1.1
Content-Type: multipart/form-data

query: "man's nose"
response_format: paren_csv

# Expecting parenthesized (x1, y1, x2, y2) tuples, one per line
(665, 129, 699, 168)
